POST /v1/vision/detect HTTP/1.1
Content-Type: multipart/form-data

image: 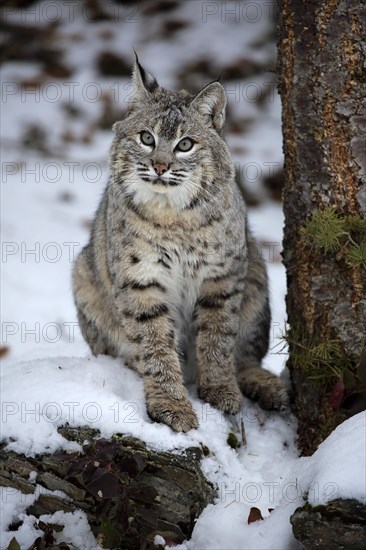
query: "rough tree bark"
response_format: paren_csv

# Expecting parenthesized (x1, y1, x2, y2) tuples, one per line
(278, 0, 366, 455)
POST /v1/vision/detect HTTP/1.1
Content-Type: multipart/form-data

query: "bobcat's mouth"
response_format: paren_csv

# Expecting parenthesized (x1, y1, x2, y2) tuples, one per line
(152, 176, 179, 187)
(153, 176, 168, 186)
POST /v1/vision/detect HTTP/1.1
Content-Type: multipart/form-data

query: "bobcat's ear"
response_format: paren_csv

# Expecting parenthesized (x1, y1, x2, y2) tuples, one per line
(130, 60, 159, 107)
(190, 82, 226, 131)
(112, 121, 122, 132)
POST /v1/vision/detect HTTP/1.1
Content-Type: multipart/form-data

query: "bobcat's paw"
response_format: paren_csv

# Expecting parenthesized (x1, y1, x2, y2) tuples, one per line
(239, 369, 289, 412)
(198, 384, 242, 414)
(147, 398, 199, 432)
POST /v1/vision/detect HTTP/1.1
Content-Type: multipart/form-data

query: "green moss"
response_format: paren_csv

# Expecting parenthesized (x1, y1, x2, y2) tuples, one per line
(227, 432, 240, 449)
(286, 326, 355, 384)
(346, 242, 366, 269)
(345, 215, 366, 238)
(302, 502, 326, 513)
(57, 424, 100, 444)
(302, 208, 366, 267)
(100, 516, 123, 549)
(302, 208, 347, 253)
(7, 538, 21, 550)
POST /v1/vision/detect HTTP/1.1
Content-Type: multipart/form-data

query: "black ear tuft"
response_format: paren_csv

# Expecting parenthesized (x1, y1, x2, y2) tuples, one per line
(130, 54, 159, 107)
(137, 62, 159, 93)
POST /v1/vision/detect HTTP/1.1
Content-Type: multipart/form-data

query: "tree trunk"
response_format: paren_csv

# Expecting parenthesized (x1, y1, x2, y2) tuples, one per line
(278, 0, 366, 455)
(0, 427, 215, 549)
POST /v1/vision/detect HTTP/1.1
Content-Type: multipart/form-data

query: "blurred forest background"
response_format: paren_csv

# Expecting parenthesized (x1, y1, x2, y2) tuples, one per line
(1, 0, 287, 370)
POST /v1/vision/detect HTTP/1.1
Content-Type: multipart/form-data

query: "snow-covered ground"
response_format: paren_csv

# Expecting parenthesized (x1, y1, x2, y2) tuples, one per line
(1, 361, 365, 549)
(1, 1, 365, 549)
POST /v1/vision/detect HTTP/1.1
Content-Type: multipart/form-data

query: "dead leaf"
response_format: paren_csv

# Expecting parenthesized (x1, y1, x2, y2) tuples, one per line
(0, 346, 10, 358)
(247, 507, 263, 524)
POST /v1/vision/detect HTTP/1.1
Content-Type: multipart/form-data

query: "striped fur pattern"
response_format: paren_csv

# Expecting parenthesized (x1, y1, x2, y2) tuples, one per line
(72, 62, 288, 432)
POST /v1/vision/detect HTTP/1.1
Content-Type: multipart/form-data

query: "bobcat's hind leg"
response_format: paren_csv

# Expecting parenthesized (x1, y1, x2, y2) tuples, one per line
(238, 367, 289, 412)
(235, 236, 289, 412)
(72, 250, 120, 357)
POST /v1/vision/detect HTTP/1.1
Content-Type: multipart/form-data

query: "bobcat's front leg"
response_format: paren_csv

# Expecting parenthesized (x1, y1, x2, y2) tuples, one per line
(196, 274, 243, 414)
(116, 280, 198, 432)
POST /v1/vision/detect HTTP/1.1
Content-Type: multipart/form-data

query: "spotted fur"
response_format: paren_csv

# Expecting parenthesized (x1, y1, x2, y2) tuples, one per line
(72, 62, 288, 432)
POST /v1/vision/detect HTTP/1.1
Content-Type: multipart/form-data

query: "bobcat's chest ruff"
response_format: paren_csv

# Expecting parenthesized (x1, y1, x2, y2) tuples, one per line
(154, 242, 209, 323)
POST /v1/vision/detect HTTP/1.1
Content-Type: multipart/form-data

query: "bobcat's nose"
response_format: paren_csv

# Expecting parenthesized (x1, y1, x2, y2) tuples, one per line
(152, 162, 170, 176)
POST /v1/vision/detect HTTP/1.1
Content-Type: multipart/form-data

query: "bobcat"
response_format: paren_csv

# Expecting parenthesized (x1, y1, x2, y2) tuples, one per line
(72, 60, 288, 432)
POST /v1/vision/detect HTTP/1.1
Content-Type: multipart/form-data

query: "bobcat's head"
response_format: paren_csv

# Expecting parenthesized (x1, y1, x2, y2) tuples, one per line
(110, 60, 233, 210)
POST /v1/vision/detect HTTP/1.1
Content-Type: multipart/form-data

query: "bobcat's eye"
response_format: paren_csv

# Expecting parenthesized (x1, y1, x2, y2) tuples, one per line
(175, 137, 195, 153)
(140, 131, 155, 147)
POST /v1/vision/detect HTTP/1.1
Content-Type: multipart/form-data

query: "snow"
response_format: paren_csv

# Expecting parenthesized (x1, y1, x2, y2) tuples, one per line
(0, 353, 296, 461)
(0, 485, 100, 550)
(154, 534, 166, 546)
(2, 349, 298, 549)
(1, 1, 364, 548)
(174, 412, 366, 550)
(2, 354, 365, 548)
(300, 412, 366, 506)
